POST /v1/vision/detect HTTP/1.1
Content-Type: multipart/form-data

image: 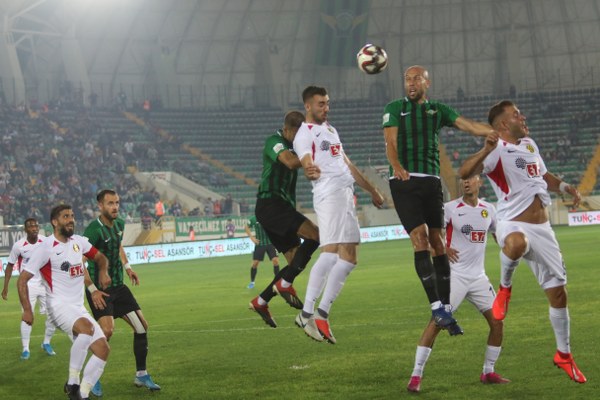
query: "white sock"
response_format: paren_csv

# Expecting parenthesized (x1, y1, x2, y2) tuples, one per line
(430, 301, 442, 311)
(302, 252, 338, 315)
(499, 251, 519, 288)
(482, 345, 502, 374)
(21, 321, 32, 351)
(81, 355, 106, 397)
(317, 258, 356, 315)
(257, 296, 267, 306)
(136, 370, 148, 377)
(44, 317, 56, 344)
(411, 346, 432, 377)
(280, 279, 293, 288)
(68, 334, 93, 384)
(549, 307, 570, 354)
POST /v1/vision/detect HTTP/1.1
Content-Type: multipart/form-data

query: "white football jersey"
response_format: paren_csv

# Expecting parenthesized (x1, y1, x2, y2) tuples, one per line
(445, 198, 496, 279)
(7, 237, 45, 287)
(482, 137, 550, 221)
(293, 121, 355, 200)
(22, 234, 97, 306)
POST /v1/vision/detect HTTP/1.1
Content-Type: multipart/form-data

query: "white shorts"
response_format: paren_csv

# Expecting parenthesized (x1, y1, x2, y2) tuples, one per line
(314, 186, 360, 247)
(450, 273, 496, 313)
(27, 281, 48, 315)
(496, 220, 567, 290)
(47, 301, 104, 341)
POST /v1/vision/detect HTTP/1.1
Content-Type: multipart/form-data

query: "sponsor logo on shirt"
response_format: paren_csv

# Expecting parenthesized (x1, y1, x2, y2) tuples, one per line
(272, 143, 284, 154)
(383, 113, 390, 123)
(69, 264, 85, 278)
(329, 143, 342, 157)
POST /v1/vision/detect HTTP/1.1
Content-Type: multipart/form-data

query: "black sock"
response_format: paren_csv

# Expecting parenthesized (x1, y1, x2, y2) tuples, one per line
(250, 267, 257, 282)
(273, 264, 280, 276)
(258, 239, 319, 303)
(281, 239, 319, 282)
(414, 250, 439, 304)
(133, 333, 148, 372)
(259, 267, 288, 302)
(432, 254, 451, 304)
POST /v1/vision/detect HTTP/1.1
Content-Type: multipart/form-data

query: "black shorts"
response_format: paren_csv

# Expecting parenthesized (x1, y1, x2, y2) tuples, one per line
(255, 197, 307, 254)
(86, 285, 141, 320)
(389, 176, 444, 234)
(253, 244, 278, 261)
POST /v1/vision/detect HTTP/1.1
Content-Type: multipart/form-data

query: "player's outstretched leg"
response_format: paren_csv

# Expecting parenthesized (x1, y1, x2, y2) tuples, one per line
(249, 296, 277, 328)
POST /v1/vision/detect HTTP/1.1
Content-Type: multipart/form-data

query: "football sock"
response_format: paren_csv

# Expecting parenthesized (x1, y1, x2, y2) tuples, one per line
(68, 334, 93, 384)
(273, 264, 280, 276)
(259, 240, 319, 302)
(499, 251, 519, 288)
(432, 254, 451, 305)
(414, 251, 439, 304)
(134, 333, 148, 372)
(21, 321, 32, 350)
(250, 267, 257, 283)
(43, 316, 55, 344)
(302, 252, 338, 315)
(549, 306, 571, 354)
(256, 296, 267, 306)
(316, 308, 329, 319)
(317, 258, 356, 315)
(411, 346, 432, 377)
(280, 279, 292, 288)
(81, 355, 106, 398)
(483, 345, 502, 374)
(281, 239, 320, 282)
(136, 370, 148, 377)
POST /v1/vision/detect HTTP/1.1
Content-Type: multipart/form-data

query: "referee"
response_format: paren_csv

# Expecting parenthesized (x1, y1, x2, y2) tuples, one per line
(382, 65, 494, 335)
(245, 215, 280, 289)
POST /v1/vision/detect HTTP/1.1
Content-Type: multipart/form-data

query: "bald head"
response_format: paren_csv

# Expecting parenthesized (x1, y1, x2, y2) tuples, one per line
(404, 65, 430, 103)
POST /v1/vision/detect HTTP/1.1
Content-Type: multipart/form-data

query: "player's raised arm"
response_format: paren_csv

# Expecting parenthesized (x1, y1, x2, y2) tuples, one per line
(453, 116, 495, 137)
(458, 132, 499, 179)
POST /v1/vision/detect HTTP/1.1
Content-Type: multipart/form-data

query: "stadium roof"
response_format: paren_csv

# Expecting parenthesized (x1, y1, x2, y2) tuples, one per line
(1, 0, 600, 107)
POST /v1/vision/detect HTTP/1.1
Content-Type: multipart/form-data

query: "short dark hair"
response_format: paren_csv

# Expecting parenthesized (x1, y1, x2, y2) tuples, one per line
(50, 204, 72, 227)
(302, 86, 327, 103)
(97, 189, 117, 202)
(24, 218, 37, 226)
(284, 110, 305, 130)
(488, 100, 515, 126)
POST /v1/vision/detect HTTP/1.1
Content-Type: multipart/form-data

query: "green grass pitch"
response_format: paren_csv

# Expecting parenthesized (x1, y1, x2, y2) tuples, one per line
(1, 225, 598, 399)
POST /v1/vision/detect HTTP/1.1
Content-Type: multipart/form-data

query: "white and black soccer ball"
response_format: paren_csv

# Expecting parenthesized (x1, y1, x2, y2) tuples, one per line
(356, 44, 388, 75)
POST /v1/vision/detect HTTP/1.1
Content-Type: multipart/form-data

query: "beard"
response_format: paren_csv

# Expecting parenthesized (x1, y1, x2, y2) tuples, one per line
(60, 225, 75, 238)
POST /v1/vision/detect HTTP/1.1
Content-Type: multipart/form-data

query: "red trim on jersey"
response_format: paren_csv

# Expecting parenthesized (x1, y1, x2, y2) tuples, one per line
(487, 158, 510, 195)
(446, 219, 454, 248)
(478, 202, 487, 208)
(53, 240, 60, 247)
(84, 246, 98, 259)
(311, 142, 316, 161)
(456, 202, 465, 208)
(307, 124, 313, 130)
(40, 260, 52, 292)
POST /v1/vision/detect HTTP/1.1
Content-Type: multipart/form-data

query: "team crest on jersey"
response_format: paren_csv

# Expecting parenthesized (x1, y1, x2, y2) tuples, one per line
(73, 243, 80, 252)
(426, 109, 438, 115)
(481, 209, 488, 218)
(526, 144, 535, 153)
(327, 126, 334, 134)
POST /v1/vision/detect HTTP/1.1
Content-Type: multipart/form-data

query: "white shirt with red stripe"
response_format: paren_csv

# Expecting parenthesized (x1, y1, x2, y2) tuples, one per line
(293, 121, 355, 200)
(482, 137, 550, 221)
(444, 198, 496, 279)
(7, 237, 46, 287)
(22, 234, 97, 307)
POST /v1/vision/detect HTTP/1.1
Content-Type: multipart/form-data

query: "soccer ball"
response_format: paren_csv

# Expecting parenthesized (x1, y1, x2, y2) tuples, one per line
(356, 44, 388, 75)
